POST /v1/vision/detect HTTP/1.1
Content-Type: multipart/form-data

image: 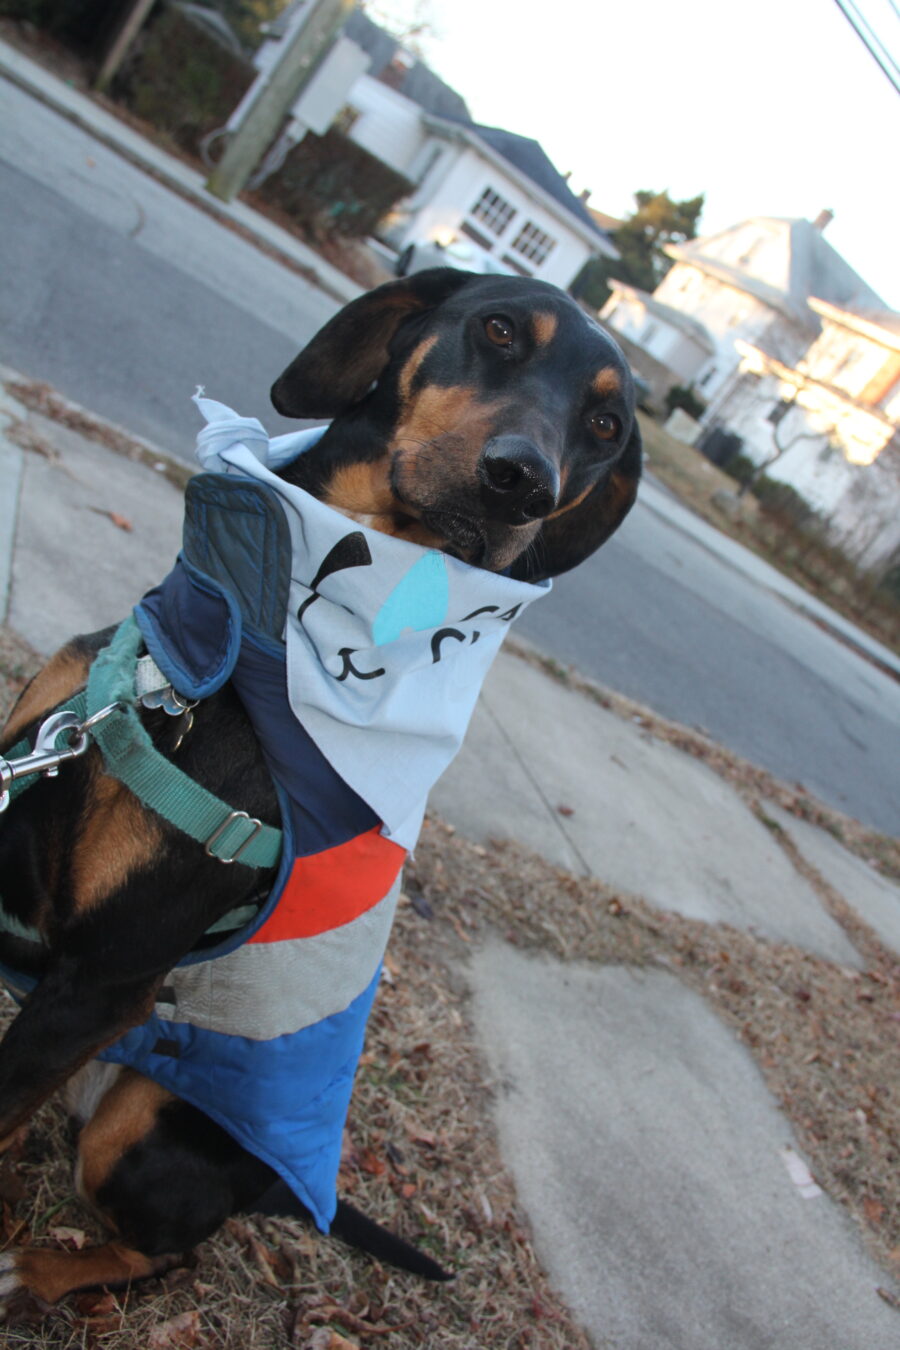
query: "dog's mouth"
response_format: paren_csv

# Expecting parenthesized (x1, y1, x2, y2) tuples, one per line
(419, 508, 486, 563)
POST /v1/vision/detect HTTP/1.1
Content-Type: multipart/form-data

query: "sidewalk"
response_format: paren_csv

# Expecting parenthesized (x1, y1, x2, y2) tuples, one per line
(2, 376, 900, 1346)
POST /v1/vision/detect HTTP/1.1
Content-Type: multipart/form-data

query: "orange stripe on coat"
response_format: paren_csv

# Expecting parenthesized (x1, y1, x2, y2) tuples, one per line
(248, 826, 406, 943)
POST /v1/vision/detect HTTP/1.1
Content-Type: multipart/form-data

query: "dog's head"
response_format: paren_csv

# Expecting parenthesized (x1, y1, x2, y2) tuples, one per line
(271, 269, 641, 582)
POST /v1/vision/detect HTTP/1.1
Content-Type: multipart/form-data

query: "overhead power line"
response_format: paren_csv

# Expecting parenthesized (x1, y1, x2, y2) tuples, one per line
(831, 0, 900, 95)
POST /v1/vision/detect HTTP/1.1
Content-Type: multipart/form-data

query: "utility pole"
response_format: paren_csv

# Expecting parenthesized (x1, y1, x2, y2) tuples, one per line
(206, 0, 354, 204)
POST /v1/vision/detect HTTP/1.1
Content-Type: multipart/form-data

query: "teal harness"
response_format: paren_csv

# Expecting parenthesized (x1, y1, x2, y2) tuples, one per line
(1, 613, 281, 869)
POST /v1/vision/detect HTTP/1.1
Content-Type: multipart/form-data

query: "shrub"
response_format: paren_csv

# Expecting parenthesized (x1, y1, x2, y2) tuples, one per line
(721, 451, 757, 486)
(665, 384, 706, 420)
(115, 7, 253, 149)
(260, 129, 413, 241)
(753, 475, 817, 528)
(877, 562, 900, 605)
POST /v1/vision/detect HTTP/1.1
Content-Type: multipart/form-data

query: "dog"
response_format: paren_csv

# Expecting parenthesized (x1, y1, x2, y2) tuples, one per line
(0, 268, 641, 1307)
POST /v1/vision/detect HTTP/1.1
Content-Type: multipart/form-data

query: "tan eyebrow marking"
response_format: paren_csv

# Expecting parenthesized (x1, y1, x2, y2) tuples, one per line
(398, 335, 439, 403)
(532, 312, 558, 346)
(592, 367, 621, 396)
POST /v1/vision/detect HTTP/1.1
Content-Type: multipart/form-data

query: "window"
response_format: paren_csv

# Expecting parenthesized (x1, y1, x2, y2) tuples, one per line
(511, 220, 556, 266)
(471, 187, 515, 237)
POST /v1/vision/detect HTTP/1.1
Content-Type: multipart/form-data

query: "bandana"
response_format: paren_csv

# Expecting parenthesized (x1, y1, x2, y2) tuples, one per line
(193, 396, 550, 850)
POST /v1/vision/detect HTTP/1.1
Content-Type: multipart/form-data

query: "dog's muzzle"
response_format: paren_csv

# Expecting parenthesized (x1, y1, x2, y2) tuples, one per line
(478, 436, 560, 525)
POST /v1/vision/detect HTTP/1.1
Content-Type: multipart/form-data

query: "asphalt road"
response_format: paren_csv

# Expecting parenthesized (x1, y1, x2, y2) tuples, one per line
(0, 77, 336, 454)
(2, 76, 898, 837)
(517, 498, 900, 834)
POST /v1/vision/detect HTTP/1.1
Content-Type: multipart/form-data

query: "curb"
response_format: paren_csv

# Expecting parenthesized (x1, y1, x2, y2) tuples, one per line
(1, 366, 195, 491)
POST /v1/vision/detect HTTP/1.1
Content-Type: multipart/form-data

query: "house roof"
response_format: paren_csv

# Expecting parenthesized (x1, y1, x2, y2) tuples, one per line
(608, 280, 715, 353)
(809, 298, 900, 351)
(415, 114, 617, 257)
(665, 217, 884, 331)
(344, 11, 614, 254)
(345, 10, 471, 123)
(465, 124, 610, 242)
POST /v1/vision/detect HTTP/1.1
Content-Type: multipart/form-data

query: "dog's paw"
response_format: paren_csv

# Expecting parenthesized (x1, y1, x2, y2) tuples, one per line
(0, 1250, 23, 1300)
(0, 1251, 53, 1326)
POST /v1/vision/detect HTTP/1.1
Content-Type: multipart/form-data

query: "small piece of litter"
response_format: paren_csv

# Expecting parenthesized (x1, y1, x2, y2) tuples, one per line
(779, 1146, 823, 1198)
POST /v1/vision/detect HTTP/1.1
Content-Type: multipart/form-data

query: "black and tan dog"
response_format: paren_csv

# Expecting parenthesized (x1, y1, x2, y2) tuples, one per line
(0, 268, 641, 1306)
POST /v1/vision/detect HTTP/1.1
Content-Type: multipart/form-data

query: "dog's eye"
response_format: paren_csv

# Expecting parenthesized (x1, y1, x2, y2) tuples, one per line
(589, 412, 620, 442)
(484, 316, 515, 347)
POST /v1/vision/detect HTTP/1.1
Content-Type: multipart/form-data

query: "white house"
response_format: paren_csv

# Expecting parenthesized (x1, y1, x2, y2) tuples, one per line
(721, 303, 900, 567)
(600, 213, 899, 568)
(337, 10, 618, 290)
(250, 7, 617, 290)
(601, 213, 884, 402)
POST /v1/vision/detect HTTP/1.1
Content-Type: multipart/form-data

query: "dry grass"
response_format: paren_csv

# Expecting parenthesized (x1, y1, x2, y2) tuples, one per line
(639, 413, 759, 526)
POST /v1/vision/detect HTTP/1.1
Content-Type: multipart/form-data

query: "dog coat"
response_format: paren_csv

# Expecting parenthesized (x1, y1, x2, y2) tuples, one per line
(66, 399, 550, 1231)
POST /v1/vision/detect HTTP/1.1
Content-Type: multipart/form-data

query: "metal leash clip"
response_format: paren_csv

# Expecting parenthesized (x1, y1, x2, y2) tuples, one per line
(0, 702, 121, 812)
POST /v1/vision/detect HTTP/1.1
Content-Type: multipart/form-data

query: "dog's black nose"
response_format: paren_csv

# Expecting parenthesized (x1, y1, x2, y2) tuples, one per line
(478, 437, 560, 524)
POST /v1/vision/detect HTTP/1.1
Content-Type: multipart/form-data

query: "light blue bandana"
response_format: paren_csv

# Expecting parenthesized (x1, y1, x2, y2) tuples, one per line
(193, 396, 550, 849)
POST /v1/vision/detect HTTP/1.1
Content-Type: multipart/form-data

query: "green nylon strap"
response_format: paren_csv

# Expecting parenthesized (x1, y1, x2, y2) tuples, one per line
(84, 616, 282, 869)
(4, 617, 281, 871)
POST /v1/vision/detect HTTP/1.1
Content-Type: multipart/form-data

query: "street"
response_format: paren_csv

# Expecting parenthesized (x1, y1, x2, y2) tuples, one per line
(2, 75, 899, 836)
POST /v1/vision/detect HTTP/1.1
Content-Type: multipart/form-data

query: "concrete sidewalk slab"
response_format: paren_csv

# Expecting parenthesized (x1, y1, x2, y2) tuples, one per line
(469, 940, 898, 1350)
(431, 655, 863, 967)
(767, 803, 900, 957)
(3, 411, 183, 655)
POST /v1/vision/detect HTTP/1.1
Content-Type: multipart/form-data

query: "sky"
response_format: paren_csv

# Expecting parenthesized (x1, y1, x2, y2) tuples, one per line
(366, 0, 900, 308)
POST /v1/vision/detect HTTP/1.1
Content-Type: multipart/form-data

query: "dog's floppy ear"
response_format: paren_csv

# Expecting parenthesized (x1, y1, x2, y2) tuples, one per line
(271, 268, 475, 419)
(508, 419, 643, 582)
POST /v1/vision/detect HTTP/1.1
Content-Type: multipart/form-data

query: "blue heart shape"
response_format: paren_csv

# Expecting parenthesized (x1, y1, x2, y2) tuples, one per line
(373, 551, 449, 645)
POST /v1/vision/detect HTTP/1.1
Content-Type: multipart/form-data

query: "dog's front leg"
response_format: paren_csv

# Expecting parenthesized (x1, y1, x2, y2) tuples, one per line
(0, 953, 161, 1148)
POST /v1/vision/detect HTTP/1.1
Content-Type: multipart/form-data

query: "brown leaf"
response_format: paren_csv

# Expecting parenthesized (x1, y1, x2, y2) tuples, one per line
(74, 1291, 117, 1318)
(147, 1310, 203, 1349)
(108, 511, 133, 532)
(864, 1196, 885, 1226)
(248, 1233, 281, 1288)
(359, 1148, 386, 1177)
(556, 804, 575, 816)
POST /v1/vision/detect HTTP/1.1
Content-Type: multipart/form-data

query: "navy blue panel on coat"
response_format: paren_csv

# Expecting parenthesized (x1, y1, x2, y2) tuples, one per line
(231, 636, 378, 857)
(183, 475, 292, 642)
(136, 558, 241, 699)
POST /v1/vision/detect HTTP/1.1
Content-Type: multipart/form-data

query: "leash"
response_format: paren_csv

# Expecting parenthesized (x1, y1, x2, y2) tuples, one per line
(1, 616, 282, 871)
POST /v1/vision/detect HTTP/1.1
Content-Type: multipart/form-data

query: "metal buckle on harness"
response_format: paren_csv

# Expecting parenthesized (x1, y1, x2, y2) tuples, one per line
(204, 810, 264, 864)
